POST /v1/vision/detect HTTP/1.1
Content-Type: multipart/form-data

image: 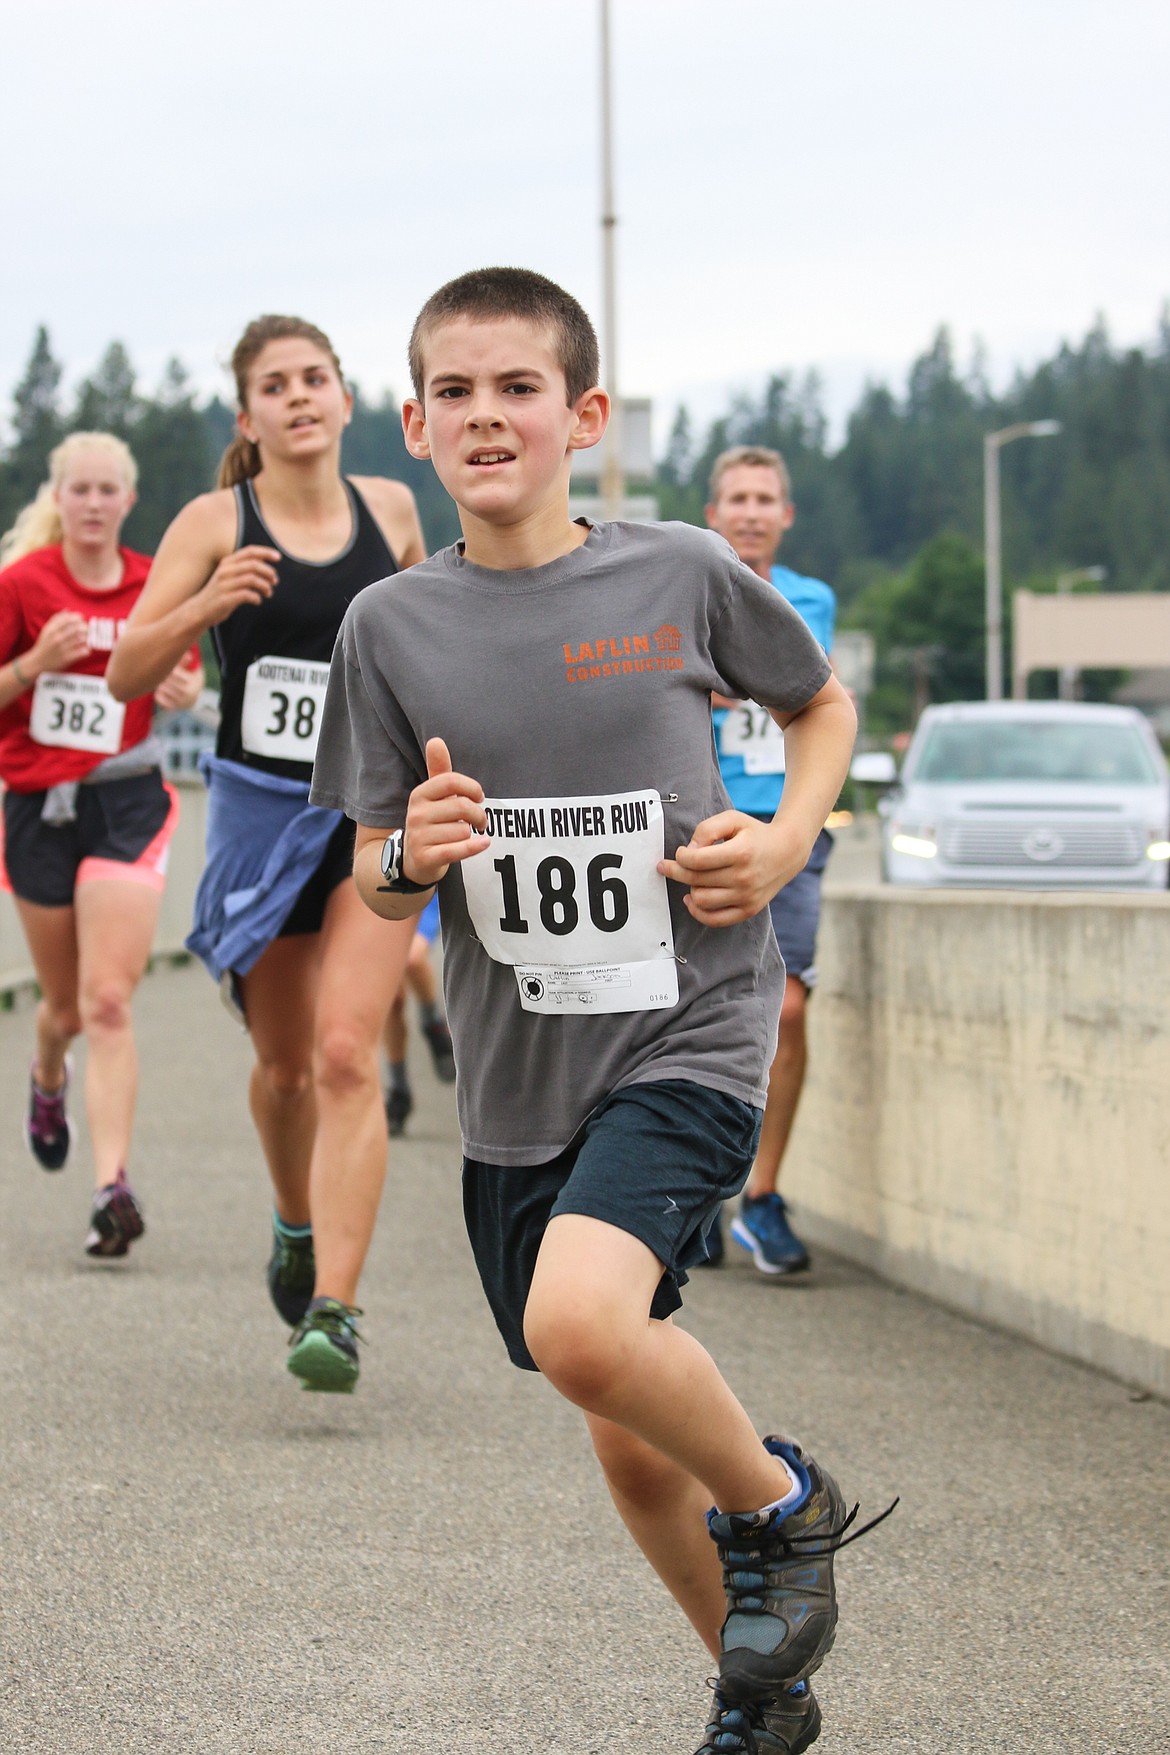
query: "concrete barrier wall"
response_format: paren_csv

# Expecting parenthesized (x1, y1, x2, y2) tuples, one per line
(785, 886, 1170, 1399)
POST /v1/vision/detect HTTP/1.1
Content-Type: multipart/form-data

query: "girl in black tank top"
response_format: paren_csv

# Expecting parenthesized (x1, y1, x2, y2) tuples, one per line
(107, 315, 426, 1394)
(214, 476, 397, 780)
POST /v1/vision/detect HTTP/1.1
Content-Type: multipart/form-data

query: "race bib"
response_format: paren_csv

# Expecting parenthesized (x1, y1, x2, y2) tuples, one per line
(29, 673, 125, 754)
(460, 789, 679, 1015)
(720, 703, 786, 775)
(241, 657, 330, 764)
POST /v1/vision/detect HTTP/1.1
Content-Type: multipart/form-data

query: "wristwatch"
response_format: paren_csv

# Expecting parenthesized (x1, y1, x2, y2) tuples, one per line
(378, 828, 432, 893)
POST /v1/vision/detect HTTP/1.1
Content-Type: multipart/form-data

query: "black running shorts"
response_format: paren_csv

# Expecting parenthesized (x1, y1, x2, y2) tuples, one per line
(463, 1079, 762, 1371)
(2, 772, 174, 907)
(278, 815, 356, 937)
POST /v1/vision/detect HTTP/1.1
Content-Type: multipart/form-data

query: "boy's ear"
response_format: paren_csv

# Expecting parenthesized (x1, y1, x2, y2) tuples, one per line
(567, 385, 610, 455)
(402, 398, 430, 460)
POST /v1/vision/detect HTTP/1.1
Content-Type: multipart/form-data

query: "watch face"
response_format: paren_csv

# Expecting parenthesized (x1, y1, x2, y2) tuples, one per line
(381, 832, 400, 880)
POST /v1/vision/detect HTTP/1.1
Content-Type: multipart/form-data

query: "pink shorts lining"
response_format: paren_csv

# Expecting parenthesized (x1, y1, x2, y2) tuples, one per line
(75, 783, 180, 895)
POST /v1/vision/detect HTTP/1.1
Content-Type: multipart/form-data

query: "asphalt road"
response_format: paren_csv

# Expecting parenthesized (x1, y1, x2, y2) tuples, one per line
(1, 962, 1166, 1754)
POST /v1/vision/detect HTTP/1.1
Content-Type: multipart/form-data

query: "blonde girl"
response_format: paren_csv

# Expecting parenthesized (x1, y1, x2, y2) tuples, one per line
(0, 432, 202, 1254)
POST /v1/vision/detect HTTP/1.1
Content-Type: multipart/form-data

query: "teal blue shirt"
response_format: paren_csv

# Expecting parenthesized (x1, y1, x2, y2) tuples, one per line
(713, 563, 836, 815)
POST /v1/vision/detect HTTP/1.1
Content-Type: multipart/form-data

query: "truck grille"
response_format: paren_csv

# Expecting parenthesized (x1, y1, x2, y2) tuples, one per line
(941, 822, 1143, 867)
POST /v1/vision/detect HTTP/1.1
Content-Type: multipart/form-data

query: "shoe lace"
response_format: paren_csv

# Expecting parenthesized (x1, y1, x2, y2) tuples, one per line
(720, 1497, 900, 1606)
(30, 1086, 66, 1136)
(695, 1691, 763, 1754)
(295, 1303, 365, 1347)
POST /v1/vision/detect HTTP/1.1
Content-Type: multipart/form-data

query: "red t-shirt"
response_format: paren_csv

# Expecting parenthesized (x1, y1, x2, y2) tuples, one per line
(0, 545, 164, 792)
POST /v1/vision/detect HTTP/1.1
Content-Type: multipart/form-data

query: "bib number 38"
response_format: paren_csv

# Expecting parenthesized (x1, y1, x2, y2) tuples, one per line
(460, 789, 679, 1014)
(241, 657, 330, 764)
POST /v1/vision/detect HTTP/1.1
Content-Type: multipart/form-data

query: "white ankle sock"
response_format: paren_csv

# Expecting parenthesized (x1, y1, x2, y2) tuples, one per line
(757, 1467, 804, 1518)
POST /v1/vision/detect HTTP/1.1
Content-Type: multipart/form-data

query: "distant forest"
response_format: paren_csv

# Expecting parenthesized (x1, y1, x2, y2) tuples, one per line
(2, 311, 1167, 731)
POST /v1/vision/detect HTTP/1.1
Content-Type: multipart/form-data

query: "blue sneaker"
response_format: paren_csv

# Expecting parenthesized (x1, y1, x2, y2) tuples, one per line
(730, 1194, 810, 1276)
(694, 1682, 821, 1754)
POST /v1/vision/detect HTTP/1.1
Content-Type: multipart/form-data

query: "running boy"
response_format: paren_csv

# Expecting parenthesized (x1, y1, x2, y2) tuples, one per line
(312, 268, 866, 1752)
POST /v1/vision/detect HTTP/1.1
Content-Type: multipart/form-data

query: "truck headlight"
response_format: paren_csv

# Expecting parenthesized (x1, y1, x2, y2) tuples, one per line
(890, 830, 938, 859)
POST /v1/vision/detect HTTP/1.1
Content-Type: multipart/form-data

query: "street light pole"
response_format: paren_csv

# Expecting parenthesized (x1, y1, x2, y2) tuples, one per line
(1056, 565, 1107, 700)
(599, 0, 624, 521)
(983, 419, 1061, 700)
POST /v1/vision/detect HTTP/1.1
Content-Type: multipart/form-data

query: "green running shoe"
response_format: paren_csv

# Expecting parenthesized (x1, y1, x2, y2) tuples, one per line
(287, 1297, 362, 1393)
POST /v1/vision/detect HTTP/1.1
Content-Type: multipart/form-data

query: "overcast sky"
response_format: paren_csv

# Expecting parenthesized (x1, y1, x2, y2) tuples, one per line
(2, 0, 1167, 449)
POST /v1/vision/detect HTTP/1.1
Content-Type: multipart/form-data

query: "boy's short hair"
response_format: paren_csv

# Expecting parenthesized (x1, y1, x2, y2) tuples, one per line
(408, 267, 601, 405)
(708, 445, 793, 505)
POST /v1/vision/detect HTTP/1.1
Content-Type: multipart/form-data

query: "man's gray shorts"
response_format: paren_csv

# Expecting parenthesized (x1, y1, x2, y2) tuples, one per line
(760, 825, 834, 989)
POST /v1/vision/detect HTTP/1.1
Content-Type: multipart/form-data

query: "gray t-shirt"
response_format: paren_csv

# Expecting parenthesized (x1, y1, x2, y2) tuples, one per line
(311, 519, 831, 1165)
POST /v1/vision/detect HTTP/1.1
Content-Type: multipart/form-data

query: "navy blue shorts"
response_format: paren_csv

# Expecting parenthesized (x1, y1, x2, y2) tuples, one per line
(463, 1079, 762, 1371)
(760, 825, 833, 988)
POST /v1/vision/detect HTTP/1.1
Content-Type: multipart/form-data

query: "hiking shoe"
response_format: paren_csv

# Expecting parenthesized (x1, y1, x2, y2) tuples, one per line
(287, 1297, 362, 1393)
(694, 1682, 821, 1754)
(25, 1059, 72, 1171)
(696, 1207, 725, 1267)
(731, 1194, 810, 1276)
(709, 1437, 845, 1699)
(385, 1083, 413, 1138)
(422, 1017, 456, 1083)
(84, 1171, 145, 1258)
(266, 1223, 316, 1327)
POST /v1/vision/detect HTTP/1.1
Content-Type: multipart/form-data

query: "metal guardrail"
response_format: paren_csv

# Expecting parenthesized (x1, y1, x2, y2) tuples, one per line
(156, 689, 219, 778)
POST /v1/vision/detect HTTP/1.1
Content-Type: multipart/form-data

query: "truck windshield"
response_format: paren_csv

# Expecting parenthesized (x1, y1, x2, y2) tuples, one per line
(914, 722, 1160, 784)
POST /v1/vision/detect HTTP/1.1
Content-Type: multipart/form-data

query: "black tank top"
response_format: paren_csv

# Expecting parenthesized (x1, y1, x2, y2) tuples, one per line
(213, 477, 397, 780)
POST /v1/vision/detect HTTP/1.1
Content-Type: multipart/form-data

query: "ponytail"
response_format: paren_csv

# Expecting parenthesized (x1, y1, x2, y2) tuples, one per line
(0, 484, 63, 567)
(0, 431, 137, 568)
(216, 432, 262, 490)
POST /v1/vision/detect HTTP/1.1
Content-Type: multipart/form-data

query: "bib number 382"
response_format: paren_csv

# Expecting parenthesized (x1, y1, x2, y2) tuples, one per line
(29, 673, 125, 754)
(460, 789, 679, 1014)
(241, 657, 330, 764)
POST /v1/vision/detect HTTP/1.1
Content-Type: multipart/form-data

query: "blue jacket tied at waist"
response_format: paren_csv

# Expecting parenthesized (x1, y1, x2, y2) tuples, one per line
(186, 754, 341, 984)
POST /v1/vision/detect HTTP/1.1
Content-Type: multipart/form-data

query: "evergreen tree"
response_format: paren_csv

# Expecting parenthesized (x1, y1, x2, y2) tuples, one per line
(72, 341, 140, 437)
(1, 326, 65, 530)
(342, 383, 460, 549)
(124, 360, 214, 552)
(843, 533, 986, 731)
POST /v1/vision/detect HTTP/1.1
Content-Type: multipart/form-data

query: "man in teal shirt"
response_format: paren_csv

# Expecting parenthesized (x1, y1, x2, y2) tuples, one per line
(704, 445, 836, 1273)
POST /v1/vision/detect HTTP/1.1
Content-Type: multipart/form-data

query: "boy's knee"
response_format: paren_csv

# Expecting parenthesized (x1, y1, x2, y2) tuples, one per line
(523, 1291, 629, 1408)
